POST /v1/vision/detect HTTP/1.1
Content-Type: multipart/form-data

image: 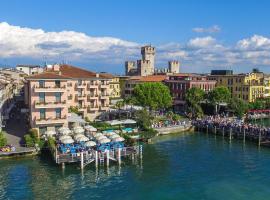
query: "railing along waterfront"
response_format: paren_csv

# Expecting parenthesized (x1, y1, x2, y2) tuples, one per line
(192, 118, 270, 147)
(53, 145, 142, 169)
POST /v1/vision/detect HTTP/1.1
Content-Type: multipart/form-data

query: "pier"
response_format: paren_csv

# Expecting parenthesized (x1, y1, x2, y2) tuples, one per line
(53, 145, 143, 169)
(193, 118, 270, 147)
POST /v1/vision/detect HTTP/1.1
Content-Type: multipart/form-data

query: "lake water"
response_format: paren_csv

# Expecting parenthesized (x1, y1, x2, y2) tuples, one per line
(1, 132, 270, 200)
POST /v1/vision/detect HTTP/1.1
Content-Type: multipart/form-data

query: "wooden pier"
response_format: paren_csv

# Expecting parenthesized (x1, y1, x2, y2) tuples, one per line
(193, 121, 270, 147)
(53, 145, 143, 169)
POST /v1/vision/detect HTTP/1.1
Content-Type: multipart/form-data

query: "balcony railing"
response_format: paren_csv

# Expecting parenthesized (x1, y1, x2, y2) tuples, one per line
(34, 85, 66, 92)
(87, 83, 99, 88)
(35, 115, 67, 125)
(87, 105, 99, 111)
(75, 83, 87, 88)
(34, 100, 66, 108)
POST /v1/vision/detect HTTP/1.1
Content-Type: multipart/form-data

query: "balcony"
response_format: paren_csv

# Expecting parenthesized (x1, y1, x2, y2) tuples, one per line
(35, 101, 66, 109)
(87, 105, 99, 111)
(100, 84, 109, 89)
(88, 83, 98, 89)
(35, 116, 67, 125)
(100, 93, 110, 99)
(99, 104, 109, 111)
(75, 94, 87, 101)
(75, 83, 87, 89)
(78, 106, 87, 112)
(34, 85, 66, 93)
(88, 94, 98, 99)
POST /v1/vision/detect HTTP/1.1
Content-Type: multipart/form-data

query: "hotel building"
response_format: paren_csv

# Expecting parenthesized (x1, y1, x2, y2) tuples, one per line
(207, 70, 265, 102)
(165, 74, 216, 111)
(25, 64, 113, 134)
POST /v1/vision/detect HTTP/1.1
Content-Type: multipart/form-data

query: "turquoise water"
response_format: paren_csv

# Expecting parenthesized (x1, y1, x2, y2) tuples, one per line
(1, 132, 270, 200)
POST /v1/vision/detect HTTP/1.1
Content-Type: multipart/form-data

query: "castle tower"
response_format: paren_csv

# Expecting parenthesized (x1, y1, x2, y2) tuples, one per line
(125, 61, 136, 75)
(141, 45, 155, 75)
(137, 60, 152, 76)
(168, 61, 180, 74)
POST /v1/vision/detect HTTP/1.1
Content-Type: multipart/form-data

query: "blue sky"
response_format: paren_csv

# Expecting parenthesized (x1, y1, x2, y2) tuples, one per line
(1, 0, 270, 74)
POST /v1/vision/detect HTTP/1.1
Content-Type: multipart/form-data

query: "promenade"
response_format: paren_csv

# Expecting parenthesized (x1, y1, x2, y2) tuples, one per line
(193, 116, 270, 146)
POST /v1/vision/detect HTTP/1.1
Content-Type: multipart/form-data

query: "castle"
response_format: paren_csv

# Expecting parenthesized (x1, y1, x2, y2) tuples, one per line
(125, 45, 180, 76)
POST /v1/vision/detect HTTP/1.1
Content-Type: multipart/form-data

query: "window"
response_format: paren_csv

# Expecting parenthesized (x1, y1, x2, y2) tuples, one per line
(40, 108, 46, 119)
(78, 80, 82, 86)
(39, 92, 45, 103)
(55, 92, 61, 103)
(39, 80, 45, 88)
(39, 127, 47, 135)
(55, 80, 61, 88)
(55, 108, 61, 119)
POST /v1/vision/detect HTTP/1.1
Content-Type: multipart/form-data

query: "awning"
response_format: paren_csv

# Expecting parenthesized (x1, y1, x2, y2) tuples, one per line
(67, 113, 86, 124)
(106, 120, 123, 126)
(121, 119, 136, 124)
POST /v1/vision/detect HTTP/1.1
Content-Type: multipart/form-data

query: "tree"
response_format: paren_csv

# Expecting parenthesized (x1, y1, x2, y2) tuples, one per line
(0, 131, 7, 147)
(207, 86, 231, 114)
(228, 97, 248, 118)
(185, 87, 205, 118)
(133, 82, 172, 111)
(134, 109, 153, 130)
(115, 100, 124, 120)
(248, 98, 266, 110)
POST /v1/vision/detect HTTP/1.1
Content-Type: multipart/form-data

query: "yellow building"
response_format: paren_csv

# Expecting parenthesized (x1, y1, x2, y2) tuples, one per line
(109, 76, 121, 99)
(208, 71, 265, 102)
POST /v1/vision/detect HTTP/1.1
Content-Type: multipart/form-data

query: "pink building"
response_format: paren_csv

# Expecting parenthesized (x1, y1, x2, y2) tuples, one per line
(25, 64, 112, 135)
(164, 74, 216, 111)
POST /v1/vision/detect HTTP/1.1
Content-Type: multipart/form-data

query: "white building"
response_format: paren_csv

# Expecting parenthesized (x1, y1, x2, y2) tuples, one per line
(16, 65, 44, 75)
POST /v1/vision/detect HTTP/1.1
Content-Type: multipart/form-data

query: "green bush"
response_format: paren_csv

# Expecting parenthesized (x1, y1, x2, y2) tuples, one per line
(47, 137, 56, 150)
(140, 128, 158, 139)
(0, 131, 7, 147)
(121, 133, 136, 146)
(24, 134, 35, 147)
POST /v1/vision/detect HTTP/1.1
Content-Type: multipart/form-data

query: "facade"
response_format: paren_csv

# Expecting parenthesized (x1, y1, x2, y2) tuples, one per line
(0, 68, 25, 130)
(25, 64, 113, 134)
(124, 75, 167, 97)
(207, 70, 265, 102)
(125, 45, 180, 76)
(16, 64, 44, 75)
(165, 74, 216, 110)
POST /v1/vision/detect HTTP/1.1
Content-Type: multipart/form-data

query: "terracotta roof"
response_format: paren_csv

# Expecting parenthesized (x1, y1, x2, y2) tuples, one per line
(26, 72, 69, 80)
(26, 64, 113, 80)
(138, 75, 167, 82)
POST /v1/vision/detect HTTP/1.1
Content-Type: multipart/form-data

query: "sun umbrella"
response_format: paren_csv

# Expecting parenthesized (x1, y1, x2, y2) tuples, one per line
(74, 134, 85, 140)
(98, 138, 111, 144)
(76, 136, 89, 142)
(58, 127, 69, 132)
(45, 130, 56, 136)
(61, 129, 72, 135)
(93, 132, 103, 137)
(88, 127, 97, 132)
(85, 141, 96, 147)
(112, 137, 125, 142)
(105, 132, 116, 136)
(110, 134, 120, 139)
(73, 126, 83, 130)
(74, 128, 84, 134)
(61, 138, 74, 144)
(95, 135, 107, 140)
(59, 135, 72, 141)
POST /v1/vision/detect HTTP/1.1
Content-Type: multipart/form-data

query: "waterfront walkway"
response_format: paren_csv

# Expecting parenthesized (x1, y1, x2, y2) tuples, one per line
(193, 116, 270, 146)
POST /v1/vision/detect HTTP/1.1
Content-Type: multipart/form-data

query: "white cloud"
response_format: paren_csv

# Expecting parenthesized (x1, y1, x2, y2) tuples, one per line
(0, 22, 139, 62)
(187, 36, 217, 48)
(192, 25, 221, 33)
(1, 22, 270, 73)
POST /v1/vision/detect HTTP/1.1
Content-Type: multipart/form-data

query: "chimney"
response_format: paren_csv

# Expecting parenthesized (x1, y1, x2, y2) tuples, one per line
(96, 73, 99, 78)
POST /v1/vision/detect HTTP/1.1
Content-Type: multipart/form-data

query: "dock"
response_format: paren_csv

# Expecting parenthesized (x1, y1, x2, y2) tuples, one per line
(193, 119, 270, 147)
(0, 147, 37, 158)
(52, 145, 143, 169)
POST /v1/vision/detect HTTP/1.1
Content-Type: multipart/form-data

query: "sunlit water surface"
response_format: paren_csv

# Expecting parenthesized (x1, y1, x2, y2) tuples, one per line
(1, 132, 270, 200)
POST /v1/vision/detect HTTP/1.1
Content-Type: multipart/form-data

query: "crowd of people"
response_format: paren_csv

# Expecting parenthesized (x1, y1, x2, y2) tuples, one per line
(193, 115, 270, 138)
(152, 120, 189, 129)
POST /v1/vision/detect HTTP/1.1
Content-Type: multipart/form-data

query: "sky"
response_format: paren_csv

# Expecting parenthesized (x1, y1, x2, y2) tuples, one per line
(1, 0, 270, 74)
